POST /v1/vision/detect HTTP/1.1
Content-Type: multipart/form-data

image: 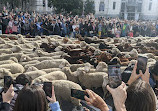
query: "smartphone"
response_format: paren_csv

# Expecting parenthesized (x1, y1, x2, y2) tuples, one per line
(71, 89, 89, 100)
(136, 56, 148, 74)
(4, 76, 13, 93)
(43, 82, 52, 98)
(108, 65, 122, 88)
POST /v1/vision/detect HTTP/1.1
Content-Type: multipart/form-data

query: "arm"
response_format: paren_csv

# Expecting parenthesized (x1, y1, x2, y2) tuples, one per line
(107, 82, 127, 111)
(84, 90, 109, 111)
(49, 101, 61, 111)
(47, 86, 61, 111)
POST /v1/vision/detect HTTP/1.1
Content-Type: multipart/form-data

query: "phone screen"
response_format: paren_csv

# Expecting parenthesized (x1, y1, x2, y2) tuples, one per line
(4, 76, 13, 93)
(108, 65, 122, 88)
(136, 56, 148, 74)
(71, 89, 89, 100)
(43, 82, 52, 98)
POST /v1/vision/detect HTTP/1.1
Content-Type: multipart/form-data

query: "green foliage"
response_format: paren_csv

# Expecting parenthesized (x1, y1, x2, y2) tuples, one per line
(84, 0, 95, 15)
(48, 0, 83, 15)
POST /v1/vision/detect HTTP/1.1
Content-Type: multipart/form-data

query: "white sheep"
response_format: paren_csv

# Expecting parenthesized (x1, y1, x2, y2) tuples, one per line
(0, 38, 6, 44)
(42, 68, 61, 73)
(52, 80, 82, 106)
(32, 57, 53, 62)
(129, 49, 138, 58)
(78, 70, 108, 89)
(33, 59, 70, 69)
(96, 62, 108, 72)
(33, 71, 67, 83)
(62, 67, 79, 83)
(0, 63, 25, 74)
(26, 66, 38, 72)
(25, 70, 47, 79)
(0, 68, 12, 79)
(0, 53, 23, 61)
(0, 60, 16, 65)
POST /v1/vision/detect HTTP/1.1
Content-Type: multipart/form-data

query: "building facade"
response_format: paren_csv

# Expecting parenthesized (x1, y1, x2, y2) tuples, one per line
(94, 0, 158, 20)
(30, 0, 52, 13)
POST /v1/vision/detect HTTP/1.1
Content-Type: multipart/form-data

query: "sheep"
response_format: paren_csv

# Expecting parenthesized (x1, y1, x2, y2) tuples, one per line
(32, 57, 53, 62)
(0, 60, 16, 65)
(0, 49, 12, 54)
(2, 43, 13, 48)
(0, 63, 25, 74)
(42, 68, 61, 73)
(35, 50, 65, 57)
(96, 62, 108, 72)
(111, 48, 121, 55)
(62, 67, 79, 83)
(78, 70, 108, 89)
(0, 68, 12, 79)
(54, 46, 63, 52)
(102, 76, 109, 99)
(140, 53, 155, 59)
(94, 49, 102, 56)
(148, 58, 156, 67)
(33, 71, 67, 83)
(26, 66, 38, 72)
(33, 59, 70, 69)
(0, 38, 6, 44)
(25, 70, 47, 79)
(0, 53, 23, 61)
(19, 55, 32, 62)
(9, 57, 18, 63)
(70, 64, 85, 72)
(129, 49, 138, 58)
(52, 80, 82, 106)
(80, 41, 87, 47)
(17, 34, 26, 44)
(20, 60, 40, 67)
(11, 45, 22, 53)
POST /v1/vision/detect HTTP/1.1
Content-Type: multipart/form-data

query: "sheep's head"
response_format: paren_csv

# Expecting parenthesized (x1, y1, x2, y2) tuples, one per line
(96, 62, 107, 71)
(9, 57, 18, 63)
(62, 67, 71, 74)
(59, 61, 71, 69)
(0, 68, 12, 79)
(26, 66, 38, 72)
(20, 55, 32, 62)
(11, 46, 22, 53)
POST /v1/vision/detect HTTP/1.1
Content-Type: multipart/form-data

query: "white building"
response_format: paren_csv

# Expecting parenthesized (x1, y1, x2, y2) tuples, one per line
(30, 0, 52, 13)
(94, 0, 158, 20)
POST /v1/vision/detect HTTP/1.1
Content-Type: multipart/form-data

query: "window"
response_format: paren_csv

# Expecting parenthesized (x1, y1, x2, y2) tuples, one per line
(113, 2, 116, 10)
(137, 3, 142, 12)
(121, 2, 125, 12)
(149, 2, 152, 11)
(99, 2, 105, 11)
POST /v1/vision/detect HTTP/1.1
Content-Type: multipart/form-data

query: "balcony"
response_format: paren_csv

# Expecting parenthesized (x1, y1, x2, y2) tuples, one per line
(126, 0, 137, 6)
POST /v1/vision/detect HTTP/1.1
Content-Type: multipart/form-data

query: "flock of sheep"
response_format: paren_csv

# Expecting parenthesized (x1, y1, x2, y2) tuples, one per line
(0, 34, 158, 110)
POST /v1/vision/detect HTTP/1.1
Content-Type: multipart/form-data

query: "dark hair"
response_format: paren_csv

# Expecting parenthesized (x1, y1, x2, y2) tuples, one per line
(150, 61, 158, 76)
(13, 85, 48, 111)
(125, 79, 156, 111)
(16, 74, 33, 86)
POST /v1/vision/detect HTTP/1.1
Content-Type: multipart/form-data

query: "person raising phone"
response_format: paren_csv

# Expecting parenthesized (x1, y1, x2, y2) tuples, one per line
(0, 84, 61, 111)
(84, 63, 156, 111)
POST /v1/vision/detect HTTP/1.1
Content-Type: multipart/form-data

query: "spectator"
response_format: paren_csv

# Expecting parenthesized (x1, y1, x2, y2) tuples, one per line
(0, 85, 61, 111)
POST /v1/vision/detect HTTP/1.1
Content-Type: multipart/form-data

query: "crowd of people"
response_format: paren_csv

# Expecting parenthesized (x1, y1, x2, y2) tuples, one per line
(0, 7, 158, 111)
(1, 8, 158, 38)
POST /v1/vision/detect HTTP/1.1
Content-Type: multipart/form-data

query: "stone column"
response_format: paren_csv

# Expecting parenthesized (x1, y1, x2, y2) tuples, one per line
(35, 0, 43, 12)
(45, 0, 48, 12)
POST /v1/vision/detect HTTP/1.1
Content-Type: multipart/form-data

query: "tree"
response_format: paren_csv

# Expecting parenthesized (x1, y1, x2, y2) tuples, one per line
(84, 0, 95, 15)
(48, 0, 83, 15)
